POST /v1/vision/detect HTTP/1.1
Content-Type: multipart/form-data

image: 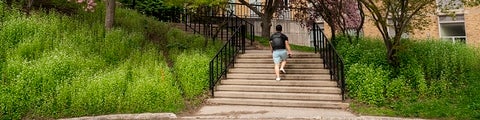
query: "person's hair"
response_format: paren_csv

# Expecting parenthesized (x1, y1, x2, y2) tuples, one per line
(275, 25, 282, 31)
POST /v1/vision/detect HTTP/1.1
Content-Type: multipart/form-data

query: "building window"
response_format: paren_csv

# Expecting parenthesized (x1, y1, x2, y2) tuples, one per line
(387, 19, 409, 38)
(250, 0, 261, 18)
(438, 14, 466, 43)
(278, 0, 290, 20)
(437, 0, 464, 12)
(228, 0, 235, 13)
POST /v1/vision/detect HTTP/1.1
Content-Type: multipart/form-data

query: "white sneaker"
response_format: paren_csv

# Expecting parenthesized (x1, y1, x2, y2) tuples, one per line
(280, 68, 286, 74)
(276, 77, 281, 81)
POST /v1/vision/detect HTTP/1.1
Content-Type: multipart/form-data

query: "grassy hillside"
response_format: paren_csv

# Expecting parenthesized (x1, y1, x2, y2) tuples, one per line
(0, 2, 220, 119)
(335, 36, 480, 119)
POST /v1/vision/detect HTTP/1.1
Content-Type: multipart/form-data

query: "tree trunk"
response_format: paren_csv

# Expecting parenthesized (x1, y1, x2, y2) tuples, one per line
(355, 0, 365, 43)
(261, 17, 272, 38)
(6, 0, 13, 8)
(105, 0, 115, 30)
(387, 46, 398, 66)
(25, 0, 34, 16)
(384, 37, 399, 67)
(330, 25, 337, 44)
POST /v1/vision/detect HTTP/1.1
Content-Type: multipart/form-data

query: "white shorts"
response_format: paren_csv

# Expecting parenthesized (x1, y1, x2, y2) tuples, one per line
(272, 49, 288, 64)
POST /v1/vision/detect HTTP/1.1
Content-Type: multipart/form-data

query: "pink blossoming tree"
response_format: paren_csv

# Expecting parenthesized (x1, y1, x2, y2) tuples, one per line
(68, 0, 115, 30)
(290, 0, 365, 42)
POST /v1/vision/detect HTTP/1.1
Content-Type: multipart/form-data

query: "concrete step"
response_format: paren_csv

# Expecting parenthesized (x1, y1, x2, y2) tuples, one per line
(227, 73, 331, 80)
(183, 29, 228, 33)
(234, 63, 324, 69)
(239, 54, 320, 58)
(236, 58, 323, 64)
(208, 98, 348, 109)
(220, 79, 337, 87)
(171, 23, 220, 28)
(214, 91, 342, 101)
(185, 30, 225, 35)
(216, 85, 341, 94)
(245, 50, 313, 54)
(228, 68, 329, 74)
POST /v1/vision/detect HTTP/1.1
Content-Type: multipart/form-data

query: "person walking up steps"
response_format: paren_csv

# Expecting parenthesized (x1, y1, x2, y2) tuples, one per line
(270, 25, 292, 81)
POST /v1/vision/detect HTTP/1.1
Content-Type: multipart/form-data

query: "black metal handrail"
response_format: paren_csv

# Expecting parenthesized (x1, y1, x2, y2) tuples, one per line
(312, 23, 346, 101)
(180, 5, 255, 45)
(209, 25, 246, 97)
(197, 5, 255, 97)
(226, 3, 309, 21)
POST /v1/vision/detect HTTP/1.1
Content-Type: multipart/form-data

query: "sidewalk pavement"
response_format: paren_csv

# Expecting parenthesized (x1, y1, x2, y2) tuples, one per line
(178, 105, 425, 120)
(60, 105, 426, 120)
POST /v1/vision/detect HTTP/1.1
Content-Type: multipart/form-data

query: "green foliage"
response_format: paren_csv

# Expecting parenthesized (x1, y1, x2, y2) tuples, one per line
(174, 52, 210, 100)
(401, 41, 475, 83)
(385, 76, 411, 102)
(163, 0, 227, 7)
(346, 63, 388, 106)
(119, 0, 183, 22)
(335, 36, 389, 69)
(336, 35, 480, 119)
(167, 27, 222, 101)
(67, 49, 184, 116)
(0, 3, 223, 119)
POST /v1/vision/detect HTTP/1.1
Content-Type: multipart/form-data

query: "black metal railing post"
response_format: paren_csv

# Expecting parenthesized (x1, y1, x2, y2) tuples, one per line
(241, 25, 246, 53)
(312, 23, 346, 102)
(180, 4, 254, 98)
(250, 25, 254, 45)
(313, 23, 318, 53)
(210, 61, 214, 97)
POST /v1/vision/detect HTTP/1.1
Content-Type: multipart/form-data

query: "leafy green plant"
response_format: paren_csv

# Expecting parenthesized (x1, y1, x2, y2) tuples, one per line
(336, 35, 480, 119)
(346, 63, 389, 106)
(0, 3, 217, 119)
(118, 0, 183, 22)
(174, 52, 210, 100)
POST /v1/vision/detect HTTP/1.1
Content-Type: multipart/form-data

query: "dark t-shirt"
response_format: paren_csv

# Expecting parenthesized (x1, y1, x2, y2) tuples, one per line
(270, 32, 288, 50)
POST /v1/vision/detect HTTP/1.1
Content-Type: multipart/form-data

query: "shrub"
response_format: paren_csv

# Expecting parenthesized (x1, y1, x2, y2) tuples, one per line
(167, 27, 222, 101)
(101, 29, 143, 65)
(68, 48, 184, 116)
(175, 52, 210, 100)
(385, 76, 411, 102)
(118, 0, 183, 22)
(346, 63, 389, 106)
(403, 41, 475, 83)
(337, 35, 480, 119)
(335, 36, 389, 70)
(0, 4, 198, 119)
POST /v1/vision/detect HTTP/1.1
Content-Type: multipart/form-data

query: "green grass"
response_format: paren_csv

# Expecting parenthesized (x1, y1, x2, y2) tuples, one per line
(0, 2, 221, 119)
(251, 35, 315, 52)
(335, 36, 480, 119)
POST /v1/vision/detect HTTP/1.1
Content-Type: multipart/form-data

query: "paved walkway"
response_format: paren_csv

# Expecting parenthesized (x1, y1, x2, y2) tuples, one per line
(61, 105, 426, 120)
(178, 105, 425, 120)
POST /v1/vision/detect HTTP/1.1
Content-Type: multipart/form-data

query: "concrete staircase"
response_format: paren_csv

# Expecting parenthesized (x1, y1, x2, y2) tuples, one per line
(170, 22, 347, 109)
(208, 50, 349, 109)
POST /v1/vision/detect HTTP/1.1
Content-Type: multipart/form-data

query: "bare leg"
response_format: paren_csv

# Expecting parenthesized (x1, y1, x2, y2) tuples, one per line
(280, 60, 287, 70)
(274, 63, 280, 79)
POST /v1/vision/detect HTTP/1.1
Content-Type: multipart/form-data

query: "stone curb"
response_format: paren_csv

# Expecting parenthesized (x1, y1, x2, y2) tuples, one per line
(179, 116, 425, 120)
(59, 113, 177, 120)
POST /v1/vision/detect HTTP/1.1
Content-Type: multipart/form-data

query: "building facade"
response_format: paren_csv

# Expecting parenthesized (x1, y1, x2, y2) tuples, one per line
(333, 0, 480, 47)
(230, 0, 480, 47)
(228, 0, 321, 46)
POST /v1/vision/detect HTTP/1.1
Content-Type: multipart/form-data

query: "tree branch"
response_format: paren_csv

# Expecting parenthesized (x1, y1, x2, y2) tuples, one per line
(238, 0, 265, 17)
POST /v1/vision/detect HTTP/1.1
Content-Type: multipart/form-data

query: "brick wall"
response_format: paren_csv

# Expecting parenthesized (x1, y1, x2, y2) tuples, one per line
(465, 6, 480, 47)
(361, 6, 480, 47)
